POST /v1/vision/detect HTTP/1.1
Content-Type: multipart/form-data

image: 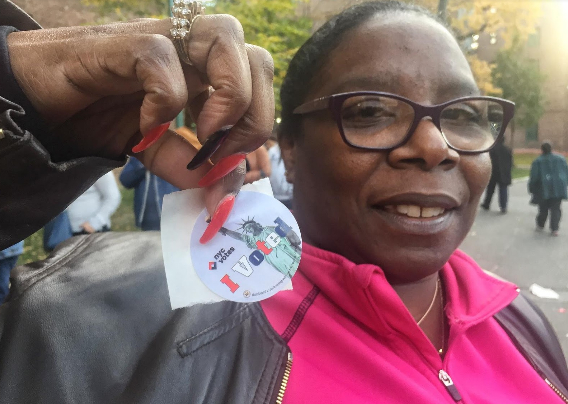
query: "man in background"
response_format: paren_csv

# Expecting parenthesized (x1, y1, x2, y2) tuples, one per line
(529, 141, 568, 236)
(120, 157, 179, 231)
(481, 137, 513, 214)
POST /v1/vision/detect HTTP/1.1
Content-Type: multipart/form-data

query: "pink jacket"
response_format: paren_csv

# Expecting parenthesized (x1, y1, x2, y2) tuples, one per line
(261, 244, 563, 403)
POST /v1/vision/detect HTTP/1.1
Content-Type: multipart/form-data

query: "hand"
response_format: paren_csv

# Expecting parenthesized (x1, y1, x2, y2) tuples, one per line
(81, 222, 96, 234)
(7, 15, 274, 218)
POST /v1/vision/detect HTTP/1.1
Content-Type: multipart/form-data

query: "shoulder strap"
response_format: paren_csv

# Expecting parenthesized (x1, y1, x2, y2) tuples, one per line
(494, 293, 568, 397)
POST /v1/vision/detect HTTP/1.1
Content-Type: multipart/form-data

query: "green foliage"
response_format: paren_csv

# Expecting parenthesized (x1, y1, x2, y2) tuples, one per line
(491, 40, 545, 129)
(83, 0, 167, 19)
(210, 0, 312, 115)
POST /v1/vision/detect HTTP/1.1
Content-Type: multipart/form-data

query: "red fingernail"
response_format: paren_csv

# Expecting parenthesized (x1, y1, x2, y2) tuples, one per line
(198, 154, 246, 188)
(200, 195, 236, 244)
(132, 122, 170, 153)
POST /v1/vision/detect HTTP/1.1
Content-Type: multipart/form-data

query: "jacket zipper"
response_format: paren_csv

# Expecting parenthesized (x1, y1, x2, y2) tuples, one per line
(545, 378, 568, 403)
(438, 369, 462, 402)
(275, 352, 293, 404)
(398, 331, 463, 402)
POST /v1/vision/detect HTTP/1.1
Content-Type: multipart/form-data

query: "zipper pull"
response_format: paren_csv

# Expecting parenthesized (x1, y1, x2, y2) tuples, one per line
(439, 370, 462, 402)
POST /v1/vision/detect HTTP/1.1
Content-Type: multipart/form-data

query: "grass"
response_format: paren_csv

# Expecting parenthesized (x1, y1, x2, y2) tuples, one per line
(18, 185, 139, 266)
(512, 167, 530, 179)
(514, 153, 539, 168)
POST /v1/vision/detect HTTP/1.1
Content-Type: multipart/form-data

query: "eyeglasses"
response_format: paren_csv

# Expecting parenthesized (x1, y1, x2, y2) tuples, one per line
(293, 92, 515, 154)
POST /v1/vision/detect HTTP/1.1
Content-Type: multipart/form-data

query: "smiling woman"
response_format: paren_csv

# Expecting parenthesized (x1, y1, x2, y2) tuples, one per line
(260, 1, 568, 403)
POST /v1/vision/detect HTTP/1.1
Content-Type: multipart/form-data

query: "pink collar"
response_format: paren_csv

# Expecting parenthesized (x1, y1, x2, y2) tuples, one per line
(299, 243, 519, 341)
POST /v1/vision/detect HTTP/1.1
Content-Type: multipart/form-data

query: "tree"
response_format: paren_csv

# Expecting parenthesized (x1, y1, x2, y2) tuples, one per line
(84, 0, 312, 115)
(82, 0, 166, 19)
(209, 0, 312, 115)
(411, 0, 541, 95)
(491, 40, 545, 148)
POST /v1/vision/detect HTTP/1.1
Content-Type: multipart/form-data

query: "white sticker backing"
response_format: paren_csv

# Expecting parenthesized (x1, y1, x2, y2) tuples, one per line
(161, 179, 300, 309)
(190, 191, 301, 302)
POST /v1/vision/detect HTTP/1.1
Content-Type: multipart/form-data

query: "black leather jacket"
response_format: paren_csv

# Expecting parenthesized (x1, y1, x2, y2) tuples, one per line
(0, 233, 291, 403)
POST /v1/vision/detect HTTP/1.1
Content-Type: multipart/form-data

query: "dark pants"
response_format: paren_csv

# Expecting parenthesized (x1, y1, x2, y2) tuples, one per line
(0, 255, 19, 303)
(537, 198, 562, 231)
(482, 178, 508, 210)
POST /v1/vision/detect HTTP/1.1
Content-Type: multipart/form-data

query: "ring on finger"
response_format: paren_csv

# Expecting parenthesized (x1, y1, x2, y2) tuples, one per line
(170, 0, 205, 65)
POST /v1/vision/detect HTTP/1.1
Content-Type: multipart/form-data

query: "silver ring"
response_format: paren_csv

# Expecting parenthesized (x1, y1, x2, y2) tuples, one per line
(170, 1, 205, 65)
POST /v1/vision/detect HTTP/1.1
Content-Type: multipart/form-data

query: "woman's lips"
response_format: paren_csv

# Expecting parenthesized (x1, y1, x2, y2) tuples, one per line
(372, 203, 456, 236)
(370, 193, 461, 235)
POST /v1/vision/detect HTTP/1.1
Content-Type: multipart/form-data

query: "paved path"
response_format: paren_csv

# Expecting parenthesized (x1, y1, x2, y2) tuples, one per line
(460, 178, 568, 354)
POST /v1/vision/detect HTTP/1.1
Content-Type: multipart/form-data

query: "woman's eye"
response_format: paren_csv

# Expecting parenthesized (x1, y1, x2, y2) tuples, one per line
(342, 102, 393, 121)
(442, 105, 482, 123)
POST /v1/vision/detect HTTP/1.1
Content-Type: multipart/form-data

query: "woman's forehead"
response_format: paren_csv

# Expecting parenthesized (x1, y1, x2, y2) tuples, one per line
(311, 13, 478, 103)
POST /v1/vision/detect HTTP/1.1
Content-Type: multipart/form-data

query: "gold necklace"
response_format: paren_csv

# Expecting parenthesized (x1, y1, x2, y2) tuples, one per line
(439, 282, 445, 355)
(416, 278, 440, 326)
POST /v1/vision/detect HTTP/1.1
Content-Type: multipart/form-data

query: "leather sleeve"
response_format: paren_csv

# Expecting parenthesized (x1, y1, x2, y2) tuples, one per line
(0, 12, 123, 249)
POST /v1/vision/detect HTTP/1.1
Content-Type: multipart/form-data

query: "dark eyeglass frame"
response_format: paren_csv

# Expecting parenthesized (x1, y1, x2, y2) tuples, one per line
(293, 91, 515, 155)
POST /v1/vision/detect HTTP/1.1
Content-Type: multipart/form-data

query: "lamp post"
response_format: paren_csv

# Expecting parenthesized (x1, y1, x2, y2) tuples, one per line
(438, 0, 449, 21)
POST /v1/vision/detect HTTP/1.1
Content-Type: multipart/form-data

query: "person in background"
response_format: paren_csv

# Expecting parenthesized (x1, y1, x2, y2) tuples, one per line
(267, 135, 294, 208)
(67, 171, 121, 235)
(481, 137, 513, 213)
(0, 241, 23, 302)
(529, 141, 568, 236)
(119, 156, 179, 231)
(244, 146, 271, 184)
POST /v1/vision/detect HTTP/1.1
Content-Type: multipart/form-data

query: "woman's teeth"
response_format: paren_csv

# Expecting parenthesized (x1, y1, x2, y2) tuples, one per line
(385, 205, 446, 218)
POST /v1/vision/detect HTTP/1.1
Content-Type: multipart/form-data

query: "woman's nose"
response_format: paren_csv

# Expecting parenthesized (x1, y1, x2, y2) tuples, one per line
(387, 119, 460, 171)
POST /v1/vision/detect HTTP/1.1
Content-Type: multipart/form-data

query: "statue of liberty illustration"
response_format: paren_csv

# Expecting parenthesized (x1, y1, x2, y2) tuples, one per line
(219, 217, 301, 278)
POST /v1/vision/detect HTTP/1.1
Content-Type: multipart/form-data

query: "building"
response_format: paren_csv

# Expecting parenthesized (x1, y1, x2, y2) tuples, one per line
(302, 0, 568, 151)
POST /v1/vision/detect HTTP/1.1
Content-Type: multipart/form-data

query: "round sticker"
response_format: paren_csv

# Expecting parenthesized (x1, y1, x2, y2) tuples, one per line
(190, 191, 302, 302)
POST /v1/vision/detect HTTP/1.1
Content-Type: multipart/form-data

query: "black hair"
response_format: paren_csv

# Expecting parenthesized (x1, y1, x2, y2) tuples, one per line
(279, 1, 449, 141)
(541, 141, 553, 154)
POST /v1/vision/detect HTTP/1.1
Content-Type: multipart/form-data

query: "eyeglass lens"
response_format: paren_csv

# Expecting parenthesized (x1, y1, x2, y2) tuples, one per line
(339, 95, 504, 151)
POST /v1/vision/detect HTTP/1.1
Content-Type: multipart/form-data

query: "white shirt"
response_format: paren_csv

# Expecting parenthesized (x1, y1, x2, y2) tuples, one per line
(67, 172, 121, 233)
(268, 145, 293, 201)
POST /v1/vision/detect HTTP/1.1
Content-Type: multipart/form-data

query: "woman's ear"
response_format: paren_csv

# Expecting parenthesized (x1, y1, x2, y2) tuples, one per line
(279, 135, 296, 185)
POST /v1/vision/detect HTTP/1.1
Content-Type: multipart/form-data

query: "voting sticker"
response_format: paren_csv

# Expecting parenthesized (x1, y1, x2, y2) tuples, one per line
(190, 191, 301, 302)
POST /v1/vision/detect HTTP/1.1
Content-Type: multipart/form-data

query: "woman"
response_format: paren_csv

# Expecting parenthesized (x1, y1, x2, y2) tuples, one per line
(244, 145, 272, 184)
(1, 2, 567, 404)
(67, 171, 121, 235)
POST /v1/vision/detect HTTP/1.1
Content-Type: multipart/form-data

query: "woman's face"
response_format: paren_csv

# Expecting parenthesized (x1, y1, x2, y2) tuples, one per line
(286, 14, 491, 283)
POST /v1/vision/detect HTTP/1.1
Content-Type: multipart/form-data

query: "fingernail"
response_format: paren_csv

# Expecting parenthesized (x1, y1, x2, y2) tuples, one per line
(197, 154, 246, 188)
(132, 123, 170, 153)
(200, 195, 236, 244)
(186, 126, 232, 170)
